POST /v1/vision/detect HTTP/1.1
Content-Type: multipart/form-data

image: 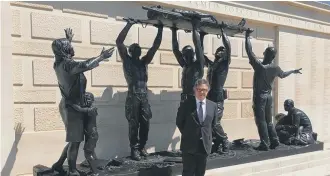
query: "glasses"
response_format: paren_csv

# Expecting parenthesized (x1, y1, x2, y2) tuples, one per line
(196, 88, 208, 93)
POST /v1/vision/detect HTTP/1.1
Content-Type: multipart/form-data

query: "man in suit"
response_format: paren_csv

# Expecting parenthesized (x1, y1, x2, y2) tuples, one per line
(176, 78, 221, 176)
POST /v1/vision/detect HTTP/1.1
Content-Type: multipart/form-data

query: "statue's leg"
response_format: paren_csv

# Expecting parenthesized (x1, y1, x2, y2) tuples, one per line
(125, 93, 141, 160)
(139, 94, 151, 157)
(215, 101, 229, 153)
(253, 95, 270, 150)
(51, 143, 69, 173)
(67, 142, 81, 176)
(265, 95, 279, 149)
(83, 116, 99, 173)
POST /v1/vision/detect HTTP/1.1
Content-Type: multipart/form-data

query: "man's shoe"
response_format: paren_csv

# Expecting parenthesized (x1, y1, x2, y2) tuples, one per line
(222, 140, 230, 153)
(51, 162, 65, 174)
(270, 140, 280, 149)
(68, 170, 80, 176)
(253, 145, 269, 151)
(131, 149, 141, 161)
(139, 148, 149, 157)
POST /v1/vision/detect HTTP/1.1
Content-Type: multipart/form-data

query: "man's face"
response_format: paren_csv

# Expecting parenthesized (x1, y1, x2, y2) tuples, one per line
(182, 46, 195, 65)
(129, 44, 141, 58)
(85, 96, 94, 107)
(215, 47, 226, 59)
(194, 84, 209, 101)
(284, 103, 290, 111)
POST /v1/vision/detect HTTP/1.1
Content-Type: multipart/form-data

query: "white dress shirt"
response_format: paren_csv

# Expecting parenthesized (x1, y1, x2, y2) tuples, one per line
(196, 97, 206, 122)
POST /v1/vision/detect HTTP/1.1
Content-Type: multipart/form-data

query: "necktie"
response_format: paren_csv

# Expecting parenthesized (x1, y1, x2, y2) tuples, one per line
(198, 101, 204, 123)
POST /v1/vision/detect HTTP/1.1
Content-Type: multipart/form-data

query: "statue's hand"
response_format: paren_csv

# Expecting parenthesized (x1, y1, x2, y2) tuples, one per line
(124, 18, 137, 25)
(64, 28, 74, 42)
(191, 17, 200, 28)
(293, 68, 302, 74)
(245, 28, 254, 37)
(100, 47, 115, 60)
(153, 20, 164, 29)
(88, 107, 98, 117)
(199, 31, 208, 37)
(170, 26, 178, 32)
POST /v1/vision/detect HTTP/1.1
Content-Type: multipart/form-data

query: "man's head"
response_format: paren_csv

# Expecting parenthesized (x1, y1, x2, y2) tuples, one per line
(284, 99, 294, 111)
(128, 43, 141, 58)
(215, 46, 226, 60)
(263, 46, 277, 64)
(85, 92, 95, 107)
(194, 79, 209, 101)
(51, 38, 75, 61)
(182, 45, 195, 65)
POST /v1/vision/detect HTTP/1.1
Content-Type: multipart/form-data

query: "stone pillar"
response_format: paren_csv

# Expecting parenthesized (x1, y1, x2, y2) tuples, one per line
(0, 1, 15, 172)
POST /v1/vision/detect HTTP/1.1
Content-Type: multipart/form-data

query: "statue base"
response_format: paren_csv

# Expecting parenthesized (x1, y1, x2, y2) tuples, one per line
(33, 139, 324, 176)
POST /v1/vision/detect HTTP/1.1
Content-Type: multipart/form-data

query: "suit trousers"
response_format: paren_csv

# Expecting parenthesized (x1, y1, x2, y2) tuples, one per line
(182, 140, 208, 176)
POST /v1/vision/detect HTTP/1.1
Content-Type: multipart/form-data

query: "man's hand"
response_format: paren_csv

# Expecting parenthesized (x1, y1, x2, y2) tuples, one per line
(245, 28, 254, 37)
(64, 28, 74, 42)
(88, 107, 98, 117)
(100, 47, 115, 61)
(293, 68, 302, 74)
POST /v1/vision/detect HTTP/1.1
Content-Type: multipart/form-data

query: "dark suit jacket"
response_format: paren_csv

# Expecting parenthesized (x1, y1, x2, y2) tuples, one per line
(176, 97, 221, 155)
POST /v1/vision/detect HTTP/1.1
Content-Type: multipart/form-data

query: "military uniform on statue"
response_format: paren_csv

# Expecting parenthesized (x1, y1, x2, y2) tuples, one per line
(116, 18, 163, 161)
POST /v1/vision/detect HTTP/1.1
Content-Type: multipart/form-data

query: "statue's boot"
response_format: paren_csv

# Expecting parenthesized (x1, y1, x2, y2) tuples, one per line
(51, 162, 66, 174)
(270, 139, 280, 149)
(139, 147, 149, 157)
(131, 148, 141, 161)
(84, 150, 98, 174)
(68, 170, 80, 176)
(221, 140, 230, 153)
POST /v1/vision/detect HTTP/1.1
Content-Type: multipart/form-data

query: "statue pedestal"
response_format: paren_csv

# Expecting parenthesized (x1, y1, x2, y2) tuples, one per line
(33, 139, 324, 176)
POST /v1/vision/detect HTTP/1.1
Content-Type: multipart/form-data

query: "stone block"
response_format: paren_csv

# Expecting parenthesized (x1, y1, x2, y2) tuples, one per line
(31, 12, 82, 41)
(242, 71, 254, 88)
(92, 64, 174, 88)
(160, 52, 179, 65)
(90, 20, 135, 45)
(14, 89, 56, 103)
(241, 102, 253, 118)
(224, 71, 239, 88)
(230, 59, 252, 69)
(223, 102, 238, 119)
(13, 58, 23, 85)
(33, 59, 57, 86)
(11, 9, 21, 36)
(212, 36, 239, 56)
(34, 107, 64, 131)
(228, 90, 252, 100)
(14, 107, 24, 127)
(256, 25, 276, 41)
(138, 27, 171, 50)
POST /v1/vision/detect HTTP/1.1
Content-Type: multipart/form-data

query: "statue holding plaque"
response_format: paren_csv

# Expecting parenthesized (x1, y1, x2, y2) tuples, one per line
(275, 99, 317, 146)
(244, 28, 302, 151)
(116, 18, 163, 161)
(51, 28, 114, 175)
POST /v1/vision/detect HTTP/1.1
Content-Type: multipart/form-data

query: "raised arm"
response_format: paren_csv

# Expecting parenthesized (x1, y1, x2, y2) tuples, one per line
(142, 24, 163, 64)
(192, 18, 205, 77)
(245, 28, 263, 70)
(64, 47, 115, 75)
(116, 19, 135, 62)
(220, 23, 231, 63)
(278, 67, 302, 79)
(171, 27, 186, 67)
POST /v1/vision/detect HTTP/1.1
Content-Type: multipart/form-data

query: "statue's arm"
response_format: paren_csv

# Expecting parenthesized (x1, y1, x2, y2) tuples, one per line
(171, 28, 186, 67)
(68, 104, 90, 113)
(278, 67, 302, 79)
(292, 113, 301, 137)
(142, 26, 163, 65)
(176, 101, 186, 134)
(204, 55, 213, 67)
(192, 20, 205, 77)
(221, 27, 231, 64)
(245, 30, 263, 70)
(116, 22, 133, 63)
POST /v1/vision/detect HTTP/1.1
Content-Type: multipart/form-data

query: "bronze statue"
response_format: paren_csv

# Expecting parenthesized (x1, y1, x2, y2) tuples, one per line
(245, 28, 302, 151)
(116, 18, 163, 161)
(171, 18, 205, 101)
(275, 99, 317, 146)
(51, 28, 114, 176)
(200, 23, 232, 154)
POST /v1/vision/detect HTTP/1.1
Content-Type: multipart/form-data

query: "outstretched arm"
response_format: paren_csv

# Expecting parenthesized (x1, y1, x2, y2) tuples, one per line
(64, 47, 114, 75)
(278, 67, 302, 79)
(69, 104, 90, 113)
(116, 20, 134, 63)
(245, 29, 263, 70)
(192, 19, 205, 77)
(171, 27, 186, 67)
(142, 25, 163, 64)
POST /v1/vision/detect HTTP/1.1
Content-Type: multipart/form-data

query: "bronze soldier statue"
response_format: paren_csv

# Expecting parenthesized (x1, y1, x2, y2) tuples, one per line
(200, 23, 231, 154)
(171, 19, 205, 101)
(275, 99, 317, 146)
(116, 18, 163, 161)
(245, 28, 302, 151)
(51, 28, 114, 175)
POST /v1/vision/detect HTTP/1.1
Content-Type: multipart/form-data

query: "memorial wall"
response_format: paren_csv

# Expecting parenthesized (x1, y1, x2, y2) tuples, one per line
(1, 1, 330, 175)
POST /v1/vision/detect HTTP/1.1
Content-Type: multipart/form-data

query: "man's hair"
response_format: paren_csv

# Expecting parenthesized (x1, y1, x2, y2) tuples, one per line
(284, 99, 294, 107)
(265, 47, 277, 56)
(85, 92, 95, 102)
(128, 43, 140, 54)
(194, 78, 209, 88)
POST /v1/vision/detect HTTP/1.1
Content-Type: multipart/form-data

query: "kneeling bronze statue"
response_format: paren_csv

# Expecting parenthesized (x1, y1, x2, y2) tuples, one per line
(275, 99, 317, 146)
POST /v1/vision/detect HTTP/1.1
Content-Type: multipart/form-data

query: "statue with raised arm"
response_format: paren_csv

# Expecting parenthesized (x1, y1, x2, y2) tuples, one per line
(245, 28, 302, 151)
(171, 18, 205, 101)
(116, 18, 163, 161)
(200, 22, 233, 154)
(51, 28, 114, 176)
(275, 99, 317, 146)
